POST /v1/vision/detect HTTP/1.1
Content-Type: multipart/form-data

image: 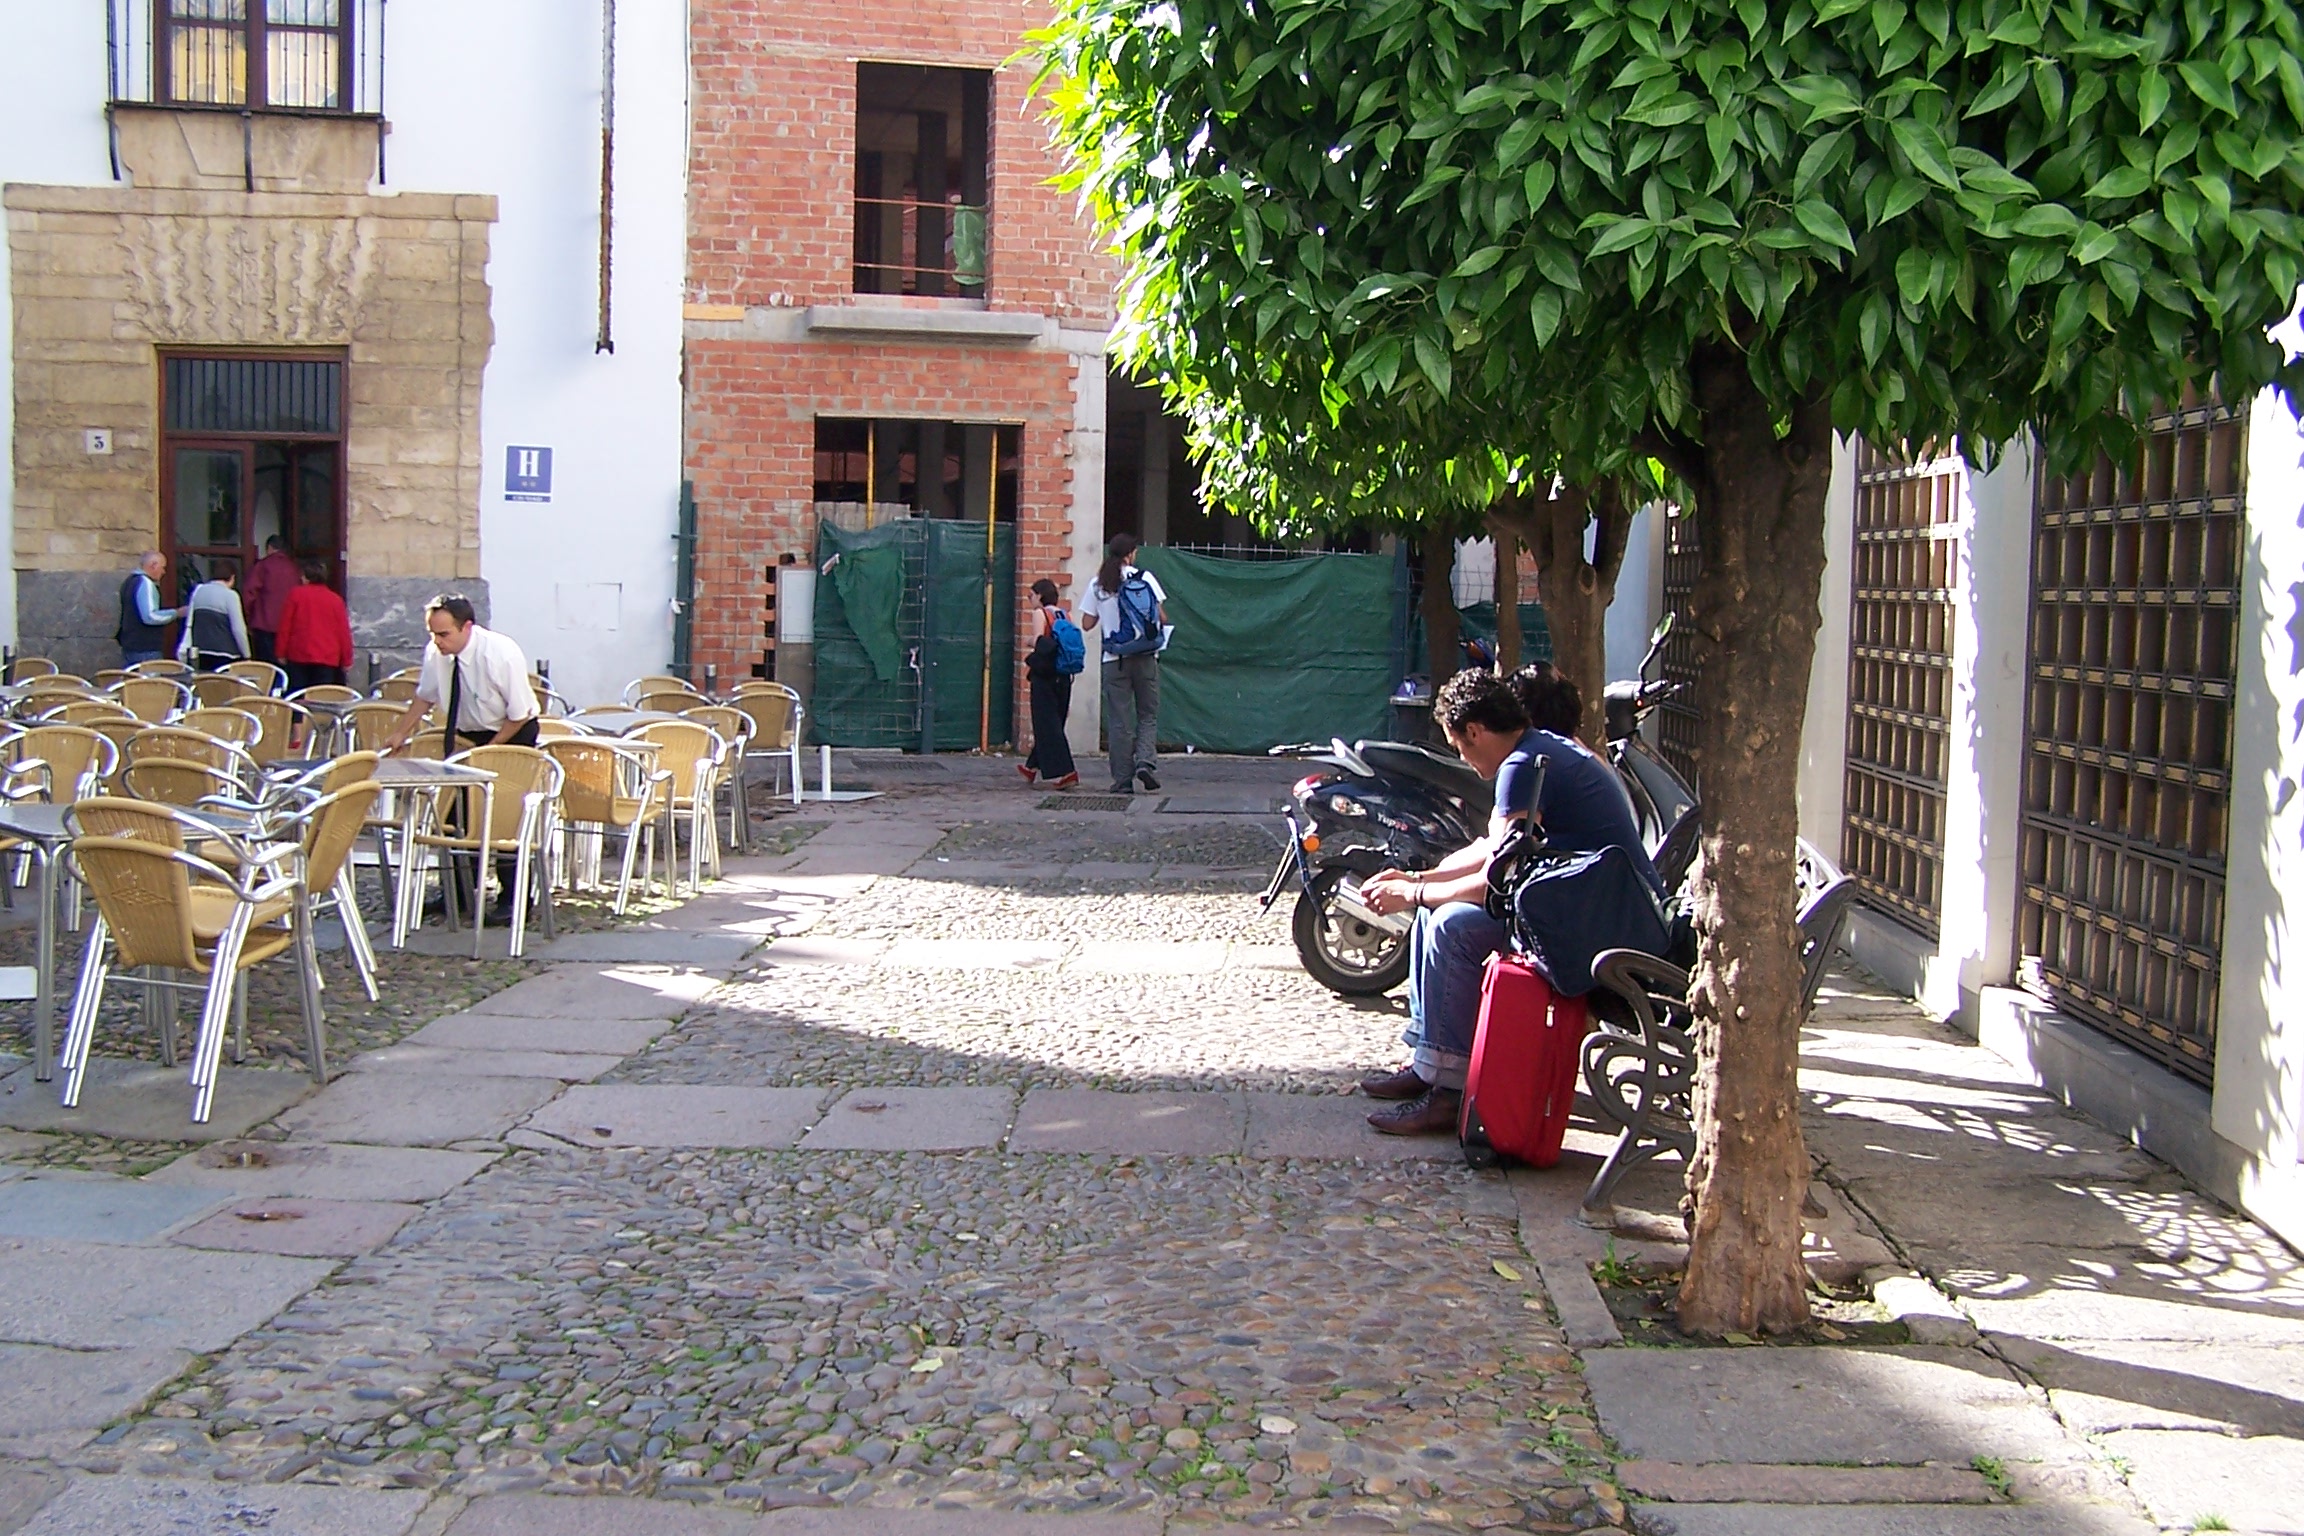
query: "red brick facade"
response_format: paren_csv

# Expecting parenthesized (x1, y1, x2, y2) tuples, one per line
(683, 0, 1116, 737)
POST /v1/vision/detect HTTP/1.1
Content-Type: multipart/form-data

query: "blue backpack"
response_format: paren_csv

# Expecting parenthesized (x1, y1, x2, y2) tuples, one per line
(1103, 570, 1163, 657)
(1050, 611, 1086, 675)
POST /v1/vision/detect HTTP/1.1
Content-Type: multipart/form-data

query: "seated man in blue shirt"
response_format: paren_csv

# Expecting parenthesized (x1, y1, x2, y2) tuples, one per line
(1357, 668, 1659, 1135)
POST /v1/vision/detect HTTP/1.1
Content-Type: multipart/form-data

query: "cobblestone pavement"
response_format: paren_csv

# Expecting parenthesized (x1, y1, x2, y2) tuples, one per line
(59, 775, 1628, 1532)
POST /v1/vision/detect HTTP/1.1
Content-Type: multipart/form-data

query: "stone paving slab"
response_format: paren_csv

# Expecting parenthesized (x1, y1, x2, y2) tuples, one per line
(169, 1196, 421, 1258)
(462, 965, 722, 1019)
(1007, 1088, 1245, 1155)
(1240, 1090, 1462, 1161)
(1626, 1503, 2156, 1535)
(445, 1494, 766, 1535)
(275, 1073, 564, 1147)
(525, 1084, 827, 1149)
(1994, 1336, 2304, 1436)
(145, 1141, 496, 1203)
(0, 1465, 62, 1528)
(750, 937, 888, 968)
(348, 1043, 627, 1082)
(523, 931, 761, 967)
(0, 1236, 330, 1350)
(0, 1344, 194, 1457)
(801, 1086, 1014, 1150)
(760, 1512, 1165, 1535)
(1581, 1346, 2071, 1466)
(2095, 1426, 2304, 1534)
(407, 1013, 671, 1056)
(0, 1057, 312, 1143)
(877, 939, 1068, 970)
(1618, 1461, 1995, 1503)
(0, 1171, 225, 1244)
(13, 1475, 429, 1536)
(1066, 940, 1232, 975)
(1957, 1277, 2304, 1346)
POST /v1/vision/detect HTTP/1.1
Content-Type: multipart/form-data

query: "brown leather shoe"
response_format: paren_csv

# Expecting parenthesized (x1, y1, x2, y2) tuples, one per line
(1367, 1086, 1463, 1136)
(1359, 1065, 1430, 1100)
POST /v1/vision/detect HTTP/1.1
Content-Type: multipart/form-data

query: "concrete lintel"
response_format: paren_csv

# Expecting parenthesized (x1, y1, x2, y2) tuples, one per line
(805, 304, 1046, 343)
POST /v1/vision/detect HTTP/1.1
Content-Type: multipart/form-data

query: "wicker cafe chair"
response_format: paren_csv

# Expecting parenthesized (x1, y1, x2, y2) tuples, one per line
(533, 718, 588, 741)
(635, 689, 706, 716)
(291, 684, 362, 707)
(341, 700, 408, 754)
(7, 657, 59, 680)
(413, 745, 565, 957)
(123, 758, 243, 808)
(544, 736, 664, 913)
(127, 659, 192, 679)
(177, 708, 263, 749)
(222, 659, 286, 695)
(35, 698, 136, 727)
(730, 682, 806, 805)
(374, 668, 423, 704)
(22, 675, 97, 701)
(238, 696, 307, 765)
(113, 676, 189, 723)
(629, 720, 722, 895)
(122, 725, 257, 785)
(190, 674, 261, 710)
(83, 720, 144, 793)
(268, 779, 386, 1001)
(622, 675, 701, 707)
(59, 831, 322, 1123)
(682, 704, 756, 850)
(91, 670, 135, 690)
(11, 725, 120, 805)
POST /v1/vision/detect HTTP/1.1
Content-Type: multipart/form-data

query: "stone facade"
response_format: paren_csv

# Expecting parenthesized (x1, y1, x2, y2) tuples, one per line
(5, 110, 493, 674)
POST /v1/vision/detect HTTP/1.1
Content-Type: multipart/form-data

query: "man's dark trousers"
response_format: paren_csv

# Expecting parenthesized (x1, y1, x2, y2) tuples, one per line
(447, 718, 542, 911)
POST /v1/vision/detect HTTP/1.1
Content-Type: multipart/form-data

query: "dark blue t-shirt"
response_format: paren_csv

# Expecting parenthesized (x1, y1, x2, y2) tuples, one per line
(1494, 729, 1662, 894)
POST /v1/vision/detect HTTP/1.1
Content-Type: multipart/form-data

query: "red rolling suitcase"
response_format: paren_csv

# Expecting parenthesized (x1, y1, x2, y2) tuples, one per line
(1459, 953, 1589, 1168)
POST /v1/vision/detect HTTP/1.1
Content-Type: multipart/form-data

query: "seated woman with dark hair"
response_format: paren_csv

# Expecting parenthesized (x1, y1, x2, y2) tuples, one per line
(1508, 661, 1585, 740)
(1353, 667, 1658, 1134)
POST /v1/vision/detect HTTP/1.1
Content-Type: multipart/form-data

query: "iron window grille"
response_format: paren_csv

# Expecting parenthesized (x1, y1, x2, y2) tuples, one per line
(1841, 440, 1961, 938)
(1655, 505, 1702, 786)
(2017, 394, 2245, 1086)
(109, 0, 384, 115)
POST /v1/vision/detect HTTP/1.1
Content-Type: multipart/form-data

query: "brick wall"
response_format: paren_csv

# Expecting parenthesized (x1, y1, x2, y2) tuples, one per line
(686, 0, 1117, 744)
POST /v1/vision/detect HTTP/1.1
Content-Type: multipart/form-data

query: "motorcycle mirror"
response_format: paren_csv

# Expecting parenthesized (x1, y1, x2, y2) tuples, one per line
(1640, 612, 1675, 677)
(1330, 737, 1376, 779)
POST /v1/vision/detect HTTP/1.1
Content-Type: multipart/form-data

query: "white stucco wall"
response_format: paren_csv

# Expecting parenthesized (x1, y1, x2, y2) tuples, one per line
(0, 3, 685, 708)
(1602, 500, 1665, 684)
(2216, 311, 2304, 1245)
(0, 5, 118, 647)
(385, 0, 687, 710)
(1793, 437, 1856, 856)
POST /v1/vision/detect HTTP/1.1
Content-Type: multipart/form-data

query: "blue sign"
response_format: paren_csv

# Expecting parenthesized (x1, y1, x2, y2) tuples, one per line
(505, 445, 553, 503)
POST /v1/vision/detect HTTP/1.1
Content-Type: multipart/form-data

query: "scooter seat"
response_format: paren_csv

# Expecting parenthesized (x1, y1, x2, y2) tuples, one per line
(1354, 740, 1493, 816)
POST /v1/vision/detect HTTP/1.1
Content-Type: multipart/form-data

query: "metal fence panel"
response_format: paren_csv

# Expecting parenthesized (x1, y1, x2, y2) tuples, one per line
(2017, 397, 2245, 1085)
(1656, 507, 1702, 785)
(1842, 440, 1960, 937)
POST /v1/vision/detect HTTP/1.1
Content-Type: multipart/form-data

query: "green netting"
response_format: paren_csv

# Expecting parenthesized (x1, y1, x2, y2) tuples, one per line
(1133, 547, 1396, 753)
(812, 516, 1015, 750)
(1444, 601, 1554, 663)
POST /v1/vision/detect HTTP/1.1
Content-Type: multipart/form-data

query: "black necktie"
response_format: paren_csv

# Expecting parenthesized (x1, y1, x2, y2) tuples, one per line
(442, 657, 463, 756)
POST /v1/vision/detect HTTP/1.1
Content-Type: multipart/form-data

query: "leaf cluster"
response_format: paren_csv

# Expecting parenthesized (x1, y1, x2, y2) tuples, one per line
(1036, 0, 2304, 473)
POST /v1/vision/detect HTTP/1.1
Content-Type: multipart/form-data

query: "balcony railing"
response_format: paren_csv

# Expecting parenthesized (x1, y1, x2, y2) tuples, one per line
(853, 196, 990, 298)
(108, 0, 385, 116)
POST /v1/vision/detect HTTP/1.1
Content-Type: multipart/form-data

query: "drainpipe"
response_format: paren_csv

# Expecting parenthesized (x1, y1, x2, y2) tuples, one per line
(671, 481, 697, 677)
(595, 0, 615, 354)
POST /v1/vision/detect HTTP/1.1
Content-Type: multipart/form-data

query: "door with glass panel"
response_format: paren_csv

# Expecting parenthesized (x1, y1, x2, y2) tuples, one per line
(159, 355, 346, 604)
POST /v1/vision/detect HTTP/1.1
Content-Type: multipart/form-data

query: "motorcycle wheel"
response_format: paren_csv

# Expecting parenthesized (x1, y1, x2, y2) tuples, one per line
(1293, 869, 1413, 996)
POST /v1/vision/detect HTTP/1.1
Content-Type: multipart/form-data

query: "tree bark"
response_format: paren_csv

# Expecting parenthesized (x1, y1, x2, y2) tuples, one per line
(1502, 481, 1632, 747)
(1674, 347, 1836, 1337)
(1493, 527, 1522, 672)
(1418, 527, 1459, 691)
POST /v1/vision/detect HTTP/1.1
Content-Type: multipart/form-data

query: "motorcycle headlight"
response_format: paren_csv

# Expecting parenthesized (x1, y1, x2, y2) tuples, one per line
(1327, 794, 1368, 818)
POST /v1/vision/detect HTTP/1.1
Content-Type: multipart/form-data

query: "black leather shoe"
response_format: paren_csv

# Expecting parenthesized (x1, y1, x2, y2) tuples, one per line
(1107, 782, 1133, 795)
(1137, 767, 1161, 791)
(1368, 1086, 1463, 1137)
(1359, 1066, 1429, 1100)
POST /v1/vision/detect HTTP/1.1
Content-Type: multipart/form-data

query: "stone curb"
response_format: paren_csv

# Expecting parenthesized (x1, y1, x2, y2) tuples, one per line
(1865, 1267, 1981, 1346)
(1618, 1460, 1996, 1504)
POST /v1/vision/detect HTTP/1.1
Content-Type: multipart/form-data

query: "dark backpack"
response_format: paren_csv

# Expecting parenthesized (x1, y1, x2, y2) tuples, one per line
(1104, 570, 1162, 657)
(1050, 611, 1086, 674)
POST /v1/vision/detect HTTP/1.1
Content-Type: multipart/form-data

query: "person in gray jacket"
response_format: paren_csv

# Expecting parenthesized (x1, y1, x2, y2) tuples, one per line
(181, 567, 252, 672)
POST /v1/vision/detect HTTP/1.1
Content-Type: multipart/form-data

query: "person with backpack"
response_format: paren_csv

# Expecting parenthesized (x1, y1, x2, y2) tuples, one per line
(1019, 577, 1082, 788)
(1077, 534, 1168, 794)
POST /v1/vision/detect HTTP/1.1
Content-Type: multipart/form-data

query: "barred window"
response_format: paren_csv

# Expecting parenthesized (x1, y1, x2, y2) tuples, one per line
(162, 0, 348, 110)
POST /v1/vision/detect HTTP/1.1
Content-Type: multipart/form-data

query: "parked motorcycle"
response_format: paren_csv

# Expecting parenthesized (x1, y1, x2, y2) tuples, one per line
(1603, 616, 1701, 892)
(1260, 736, 1490, 995)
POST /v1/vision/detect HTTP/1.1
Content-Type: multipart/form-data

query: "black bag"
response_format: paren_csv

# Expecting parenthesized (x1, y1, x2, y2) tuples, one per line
(1505, 843, 1671, 997)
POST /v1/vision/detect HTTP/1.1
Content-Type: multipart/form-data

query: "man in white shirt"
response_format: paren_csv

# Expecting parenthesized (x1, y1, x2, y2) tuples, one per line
(381, 594, 541, 756)
(382, 594, 540, 919)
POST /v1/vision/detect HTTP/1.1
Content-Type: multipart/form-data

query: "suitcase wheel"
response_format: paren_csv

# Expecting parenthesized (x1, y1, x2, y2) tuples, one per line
(1459, 1103, 1500, 1169)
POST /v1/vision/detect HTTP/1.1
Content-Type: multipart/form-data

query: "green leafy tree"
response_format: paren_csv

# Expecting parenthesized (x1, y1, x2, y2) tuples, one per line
(1042, 0, 2304, 1331)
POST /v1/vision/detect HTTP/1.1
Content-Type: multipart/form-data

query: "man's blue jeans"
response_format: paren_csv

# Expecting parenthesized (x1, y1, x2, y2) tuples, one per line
(1403, 901, 1508, 1090)
(120, 649, 164, 667)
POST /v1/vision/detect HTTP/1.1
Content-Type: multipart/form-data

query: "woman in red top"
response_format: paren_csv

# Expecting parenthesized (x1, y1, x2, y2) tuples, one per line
(275, 559, 355, 692)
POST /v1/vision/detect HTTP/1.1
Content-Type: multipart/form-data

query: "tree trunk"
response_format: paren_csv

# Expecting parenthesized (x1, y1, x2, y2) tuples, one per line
(1493, 529, 1522, 672)
(1507, 481, 1631, 747)
(1418, 527, 1459, 691)
(1674, 349, 1836, 1337)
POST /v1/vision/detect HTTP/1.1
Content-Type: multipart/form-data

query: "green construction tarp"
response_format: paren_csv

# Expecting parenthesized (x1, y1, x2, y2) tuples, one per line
(811, 516, 1018, 751)
(1132, 547, 1396, 754)
(834, 540, 907, 683)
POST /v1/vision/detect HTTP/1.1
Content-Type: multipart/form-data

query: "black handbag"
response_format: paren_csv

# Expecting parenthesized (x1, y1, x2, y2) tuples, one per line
(1504, 843, 1671, 997)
